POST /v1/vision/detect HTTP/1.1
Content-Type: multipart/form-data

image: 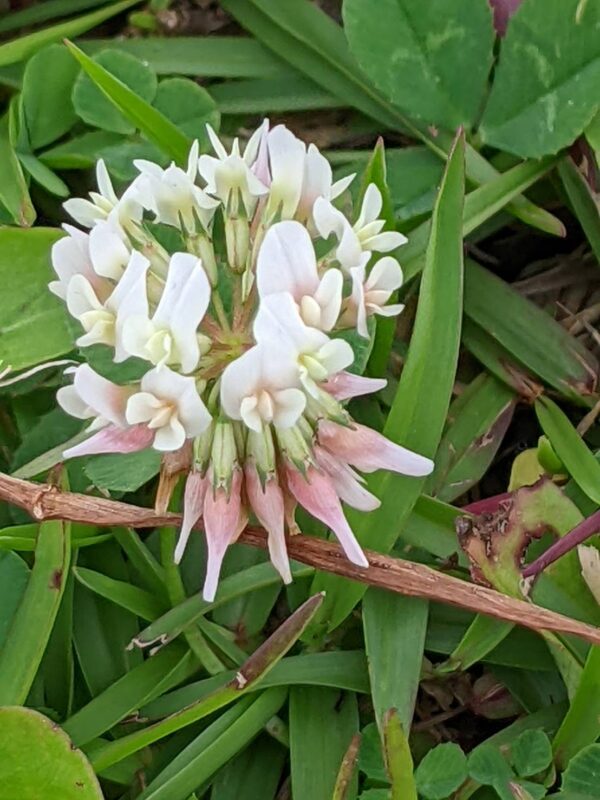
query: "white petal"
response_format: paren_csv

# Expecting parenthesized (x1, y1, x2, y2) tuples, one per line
(357, 183, 382, 227)
(314, 269, 343, 331)
(73, 364, 129, 426)
(121, 315, 156, 362)
(108, 251, 150, 361)
(313, 196, 347, 241)
(56, 385, 92, 420)
(254, 292, 327, 356)
(364, 230, 407, 254)
(206, 123, 228, 160)
(272, 388, 306, 429)
(317, 338, 354, 377)
(267, 125, 306, 218)
(96, 159, 117, 204)
(177, 378, 212, 437)
(153, 416, 186, 451)
(256, 220, 318, 300)
(367, 256, 403, 292)
(89, 221, 129, 280)
(66, 275, 102, 319)
(330, 172, 355, 200)
(125, 391, 161, 424)
(63, 198, 102, 228)
(349, 264, 368, 339)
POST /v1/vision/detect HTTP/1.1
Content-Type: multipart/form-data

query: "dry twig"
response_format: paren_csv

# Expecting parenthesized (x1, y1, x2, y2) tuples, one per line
(0, 472, 599, 645)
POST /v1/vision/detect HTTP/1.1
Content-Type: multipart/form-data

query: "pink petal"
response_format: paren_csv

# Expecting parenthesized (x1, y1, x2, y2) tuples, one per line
(175, 471, 209, 564)
(322, 371, 387, 401)
(314, 445, 380, 512)
(488, 0, 523, 35)
(318, 420, 434, 477)
(202, 469, 243, 601)
(245, 463, 291, 584)
(285, 464, 368, 568)
(63, 424, 154, 459)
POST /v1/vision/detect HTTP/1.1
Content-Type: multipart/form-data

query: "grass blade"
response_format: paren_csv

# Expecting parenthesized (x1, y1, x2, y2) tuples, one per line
(364, 591, 428, 733)
(65, 40, 192, 165)
(73, 566, 166, 620)
(384, 709, 417, 800)
(290, 687, 359, 800)
(0, 519, 70, 704)
(553, 646, 600, 768)
(90, 592, 324, 770)
(0, 0, 142, 66)
(307, 131, 465, 637)
(557, 156, 600, 265)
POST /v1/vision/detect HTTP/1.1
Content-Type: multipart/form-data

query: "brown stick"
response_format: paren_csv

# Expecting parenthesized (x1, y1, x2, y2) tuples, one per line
(1, 472, 600, 646)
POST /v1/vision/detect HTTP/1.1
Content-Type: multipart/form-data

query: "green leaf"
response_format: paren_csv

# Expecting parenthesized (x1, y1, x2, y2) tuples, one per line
(561, 744, 600, 796)
(358, 723, 388, 783)
(363, 592, 427, 733)
(91, 593, 325, 771)
(479, 0, 600, 157)
(439, 616, 515, 674)
(414, 742, 468, 800)
(383, 709, 416, 800)
(553, 647, 600, 768)
(211, 75, 335, 113)
(535, 396, 600, 505)
(290, 688, 359, 800)
(63, 643, 194, 747)
(0, 519, 70, 705)
(307, 132, 465, 637)
(343, 0, 494, 130)
(211, 735, 287, 800)
(18, 152, 70, 197)
(153, 77, 219, 139)
(21, 44, 79, 149)
(0, 227, 72, 371)
(0, 116, 35, 226)
(510, 730, 552, 777)
(0, 0, 143, 67)
(73, 48, 157, 134)
(0, 708, 103, 800)
(139, 688, 288, 800)
(0, 551, 29, 649)
(557, 156, 600, 265)
(65, 40, 191, 165)
(82, 35, 293, 78)
(40, 129, 123, 170)
(468, 744, 514, 786)
(222, 0, 562, 236)
(73, 566, 166, 620)
(84, 448, 162, 492)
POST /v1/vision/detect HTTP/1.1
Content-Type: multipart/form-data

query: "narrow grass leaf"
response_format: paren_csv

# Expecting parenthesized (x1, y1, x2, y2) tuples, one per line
(211, 735, 287, 800)
(90, 593, 324, 770)
(0, 519, 70, 705)
(307, 131, 465, 637)
(535, 396, 600, 505)
(73, 566, 166, 621)
(0, 0, 113, 33)
(0, 115, 35, 226)
(553, 646, 600, 768)
(383, 709, 417, 800)
(65, 40, 191, 165)
(0, 0, 142, 66)
(557, 157, 600, 265)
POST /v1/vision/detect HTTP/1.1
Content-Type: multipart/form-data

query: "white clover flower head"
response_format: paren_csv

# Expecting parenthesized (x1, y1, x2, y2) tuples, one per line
(51, 121, 431, 602)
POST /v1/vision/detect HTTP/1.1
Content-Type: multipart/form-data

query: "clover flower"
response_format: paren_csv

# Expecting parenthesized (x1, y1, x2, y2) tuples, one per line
(51, 121, 433, 600)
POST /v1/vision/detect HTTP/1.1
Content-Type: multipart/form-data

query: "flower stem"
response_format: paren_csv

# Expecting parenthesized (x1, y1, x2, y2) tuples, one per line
(522, 508, 600, 579)
(212, 291, 231, 332)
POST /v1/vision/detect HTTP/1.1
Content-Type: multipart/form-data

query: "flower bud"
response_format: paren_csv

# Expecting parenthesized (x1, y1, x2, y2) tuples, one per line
(225, 216, 250, 273)
(192, 420, 215, 473)
(210, 420, 238, 490)
(275, 422, 314, 474)
(188, 233, 218, 287)
(304, 386, 349, 426)
(246, 425, 276, 483)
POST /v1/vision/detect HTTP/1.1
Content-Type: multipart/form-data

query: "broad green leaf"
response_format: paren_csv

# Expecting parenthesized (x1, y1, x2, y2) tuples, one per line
(344, 0, 494, 130)
(66, 41, 191, 165)
(0, 0, 142, 66)
(290, 687, 359, 800)
(0, 116, 35, 226)
(307, 132, 465, 637)
(414, 742, 468, 800)
(153, 77, 219, 138)
(91, 593, 324, 770)
(510, 730, 552, 777)
(0, 708, 102, 800)
(0, 519, 70, 705)
(21, 44, 79, 149)
(0, 227, 72, 371)
(0, 551, 29, 648)
(139, 688, 288, 800)
(363, 591, 427, 733)
(141, 650, 370, 720)
(479, 0, 600, 157)
(535, 396, 600, 505)
(561, 744, 600, 795)
(557, 156, 600, 265)
(467, 744, 513, 786)
(73, 566, 166, 620)
(553, 647, 600, 768)
(222, 0, 563, 236)
(40, 129, 123, 170)
(73, 48, 157, 134)
(82, 35, 293, 78)
(18, 152, 69, 197)
(358, 722, 388, 783)
(84, 448, 161, 492)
